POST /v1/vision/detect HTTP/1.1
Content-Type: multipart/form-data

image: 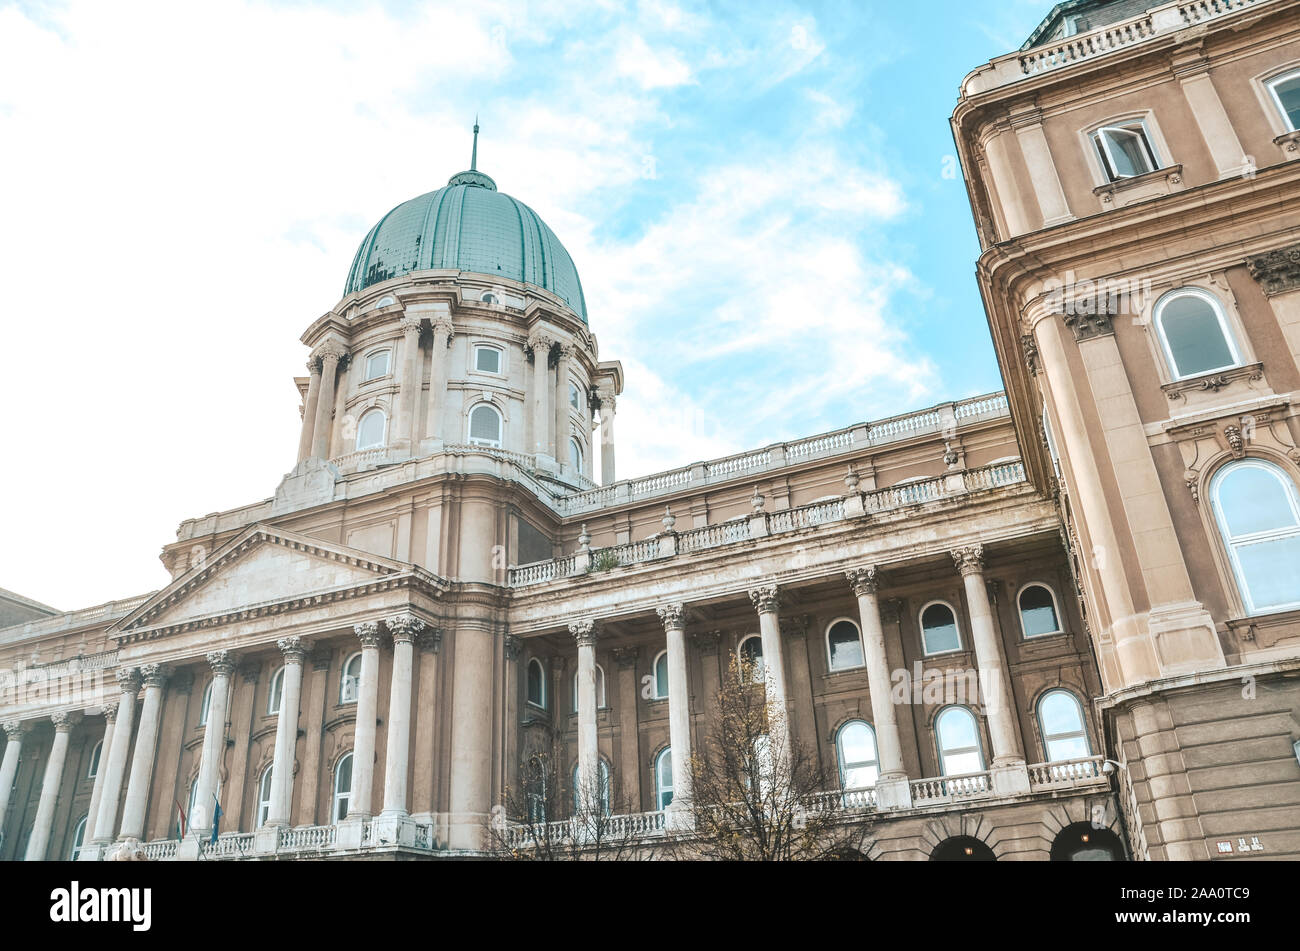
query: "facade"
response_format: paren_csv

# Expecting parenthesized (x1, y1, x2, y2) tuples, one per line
(0, 0, 1297, 863)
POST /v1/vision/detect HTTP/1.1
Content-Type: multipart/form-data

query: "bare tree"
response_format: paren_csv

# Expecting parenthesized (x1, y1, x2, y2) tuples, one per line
(489, 743, 646, 861)
(666, 655, 875, 861)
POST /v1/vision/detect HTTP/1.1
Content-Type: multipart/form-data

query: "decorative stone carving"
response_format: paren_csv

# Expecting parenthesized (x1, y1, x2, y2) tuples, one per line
(206, 650, 236, 677)
(527, 332, 555, 358)
(415, 628, 443, 654)
(750, 486, 766, 513)
(116, 668, 142, 694)
(951, 545, 986, 577)
(1163, 363, 1263, 401)
(503, 635, 522, 662)
(1021, 334, 1040, 376)
(103, 705, 119, 725)
(1245, 242, 1300, 297)
(844, 464, 860, 492)
(431, 317, 455, 341)
(1062, 311, 1114, 341)
(578, 524, 591, 550)
(3, 719, 29, 739)
(846, 567, 880, 598)
(1224, 425, 1245, 459)
(661, 506, 676, 532)
(354, 621, 382, 648)
(140, 664, 169, 689)
(399, 314, 422, 335)
(656, 603, 686, 631)
(51, 711, 79, 732)
(385, 613, 427, 644)
(568, 619, 600, 648)
(314, 341, 349, 365)
(748, 585, 780, 614)
(277, 636, 309, 662)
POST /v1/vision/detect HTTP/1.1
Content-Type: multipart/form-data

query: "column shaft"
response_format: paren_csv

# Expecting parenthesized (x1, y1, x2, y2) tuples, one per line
(599, 396, 616, 485)
(118, 666, 167, 841)
(953, 547, 1023, 765)
(658, 606, 693, 810)
(397, 317, 423, 448)
(310, 347, 344, 459)
(0, 722, 29, 843)
(349, 624, 382, 820)
(193, 652, 233, 833)
(424, 320, 452, 445)
(83, 711, 116, 847)
(93, 672, 140, 843)
(25, 713, 76, 860)
(847, 570, 906, 778)
(297, 361, 323, 463)
(382, 616, 423, 817)
(749, 586, 792, 765)
(530, 333, 553, 458)
(267, 639, 306, 827)
(571, 621, 600, 813)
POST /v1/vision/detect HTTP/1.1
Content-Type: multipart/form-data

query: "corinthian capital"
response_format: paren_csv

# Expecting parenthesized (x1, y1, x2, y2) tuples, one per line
(206, 650, 236, 678)
(3, 720, 29, 740)
(1245, 242, 1300, 297)
(748, 585, 780, 615)
(845, 567, 880, 598)
(399, 314, 423, 335)
(528, 331, 555, 355)
(354, 621, 382, 649)
(568, 619, 600, 649)
(385, 613, 427, 644)
(951, 545, 986, 577)
(140, 664, 170, 689)
(116, 668, 142, 695)
(656, 603, 686, 632)
(431, 317, 455, 341)
(277, 636, 309, 663)
(51, 711, 80, 732)
(313, 341, 349, 365)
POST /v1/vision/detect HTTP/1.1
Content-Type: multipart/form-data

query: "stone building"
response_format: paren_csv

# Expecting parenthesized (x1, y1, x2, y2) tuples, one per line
(1, 0, 1297, 862)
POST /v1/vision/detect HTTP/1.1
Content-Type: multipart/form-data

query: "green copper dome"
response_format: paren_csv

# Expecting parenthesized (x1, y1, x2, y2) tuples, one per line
(344, 168, 588, 322)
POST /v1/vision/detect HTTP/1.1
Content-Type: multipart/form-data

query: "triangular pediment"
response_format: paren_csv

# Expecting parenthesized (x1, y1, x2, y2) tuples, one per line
(115, 525, 419, 634)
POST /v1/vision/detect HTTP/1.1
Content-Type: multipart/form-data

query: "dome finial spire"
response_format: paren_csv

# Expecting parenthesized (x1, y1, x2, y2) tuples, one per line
(471, 115, 479, 171)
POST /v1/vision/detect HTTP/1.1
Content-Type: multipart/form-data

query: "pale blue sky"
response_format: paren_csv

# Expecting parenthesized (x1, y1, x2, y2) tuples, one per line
(0, 0, 1053, 608)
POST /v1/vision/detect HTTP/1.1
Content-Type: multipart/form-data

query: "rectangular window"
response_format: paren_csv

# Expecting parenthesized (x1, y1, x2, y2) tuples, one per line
(1091, 122, 1159, 181)
(474, 346, 501, 374)
(1268, 71, 1300, 132)
(363, 350, 390, 381)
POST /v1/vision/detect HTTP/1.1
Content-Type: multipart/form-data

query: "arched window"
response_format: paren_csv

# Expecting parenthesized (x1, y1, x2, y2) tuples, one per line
(1267, 67, 1300, 132)
(468, 403, 502, 448)
(826, 618, 865, 671)
(356, 408, 386, 450)
(257, 765, 274, 827)
(569, 438, 583, 471)
(652, 650, 669, 699)
(1154, 288, 1240, 380)
(571, 759, 611, 816)
(835, 720, 879, 790)
(333, 753, 353, 822)
(920, 602, 962, 655)
(571, 664, 606, 713)
(362, 349, 391, 382)
(654, 748, 674, 810)
(569, 382, 583, 412)
(1037, 690, 1091, 762)
(87, 741, 102, 779)
(340, 652, 362, 704)
(1018, 584, 1063, 637)
(526, 658, 546, 708)
(738, 635, 764, 683)
(1211, 460, 1300, 615)
(481, 292, 499, 305)
(936, 706, 984, 776)
(474, 345, 503, 374)
(69, 815, 88, 860)
(198, 680, 213, 726)
(267, 666, 285, 716)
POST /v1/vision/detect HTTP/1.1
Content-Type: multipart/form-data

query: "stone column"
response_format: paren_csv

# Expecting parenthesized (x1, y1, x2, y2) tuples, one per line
(118, 664, 168, 842)
(92, 668, 141, 846)
(611, 647, 641, 813)
(346, 622, 382, 824)
(1174, 52, 1247, 178)
(1010, 105, 1072, 226)
(0, 720, 30, 844)
(266, 637, 307, 827)
(570, 619, 601, 820)
(657, 604, 694, 829)
(381, 614, 424, 824)
(981, 121, 1033, 237)
(412, 630, 442, 820)
(25, 711, 79, 860)
(952, 546, 1029, 795)
(598, 392, 616, 485)
(190, 651, 234, 834)
(846, 568, 912, 809)
(528, 331, 554, 461)
(396, 315, 423, 450)
(554, 344, 573, 470)
(423, 318, 454, 448)
(310, 343, 347, 460)
(297, 358, 323, 463)
(748, 585, 792, 769)
(83, 707, 117, 846)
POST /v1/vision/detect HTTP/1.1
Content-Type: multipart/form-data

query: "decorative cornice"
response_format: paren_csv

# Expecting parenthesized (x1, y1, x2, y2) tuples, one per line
(354, 622, 382, 649)
(951, 545, 986, 577)
(277, 635, 309, 662)
(568, 619, 599, 648)
(1245, 242, 1300, 297)
(656, 603, 686, 632)
(748, 585, 780, 615)
(206, 650, 236, 678)
(116, 668, 142, 695)
(385, 612, 426, 644)
(846, 567, 880, 598)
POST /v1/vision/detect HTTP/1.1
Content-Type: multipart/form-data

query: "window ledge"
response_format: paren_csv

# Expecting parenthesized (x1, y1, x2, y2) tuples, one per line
(1273, 129, 1300, 160)
(1093, 164, 1184, 209)
(1224, 608, 1300, 651)
(1162, 363, 1263, 403)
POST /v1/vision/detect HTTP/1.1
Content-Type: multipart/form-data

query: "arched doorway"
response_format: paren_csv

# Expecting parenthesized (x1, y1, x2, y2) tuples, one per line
(1051, 823, 1125, 861)
(931, 836, 996, 861)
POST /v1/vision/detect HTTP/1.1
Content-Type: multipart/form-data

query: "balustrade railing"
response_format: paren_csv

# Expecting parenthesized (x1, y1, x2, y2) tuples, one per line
(279, 824, 336, 852)
(802, 787, 878, 814)
(680, 518, 751, 552)
(204, 832, 256, 858)
(910, 772, 992, 803)
(1027, 756, 1108, 790)
(141, 840, 178, 861)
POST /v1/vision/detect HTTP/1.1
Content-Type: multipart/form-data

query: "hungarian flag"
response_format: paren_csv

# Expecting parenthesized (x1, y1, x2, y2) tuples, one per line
(210, 794, 223, 845)
(174, 798, 188, 842)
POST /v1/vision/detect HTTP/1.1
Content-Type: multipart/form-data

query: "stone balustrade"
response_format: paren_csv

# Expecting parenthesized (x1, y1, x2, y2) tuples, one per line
(1027, 755, 1108, 790)
(910, 772, 993, 804)
(507, 460, 1027, 588)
